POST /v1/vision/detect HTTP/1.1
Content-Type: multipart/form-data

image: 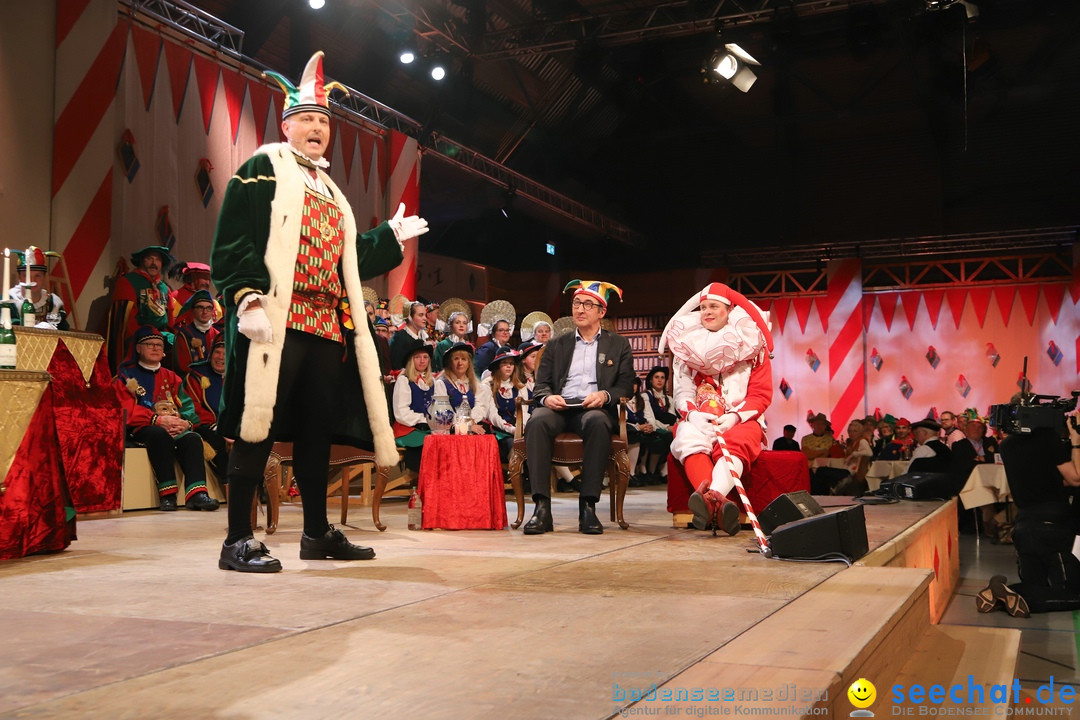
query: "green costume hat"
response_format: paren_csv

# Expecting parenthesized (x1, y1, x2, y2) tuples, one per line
(179, 289, 215, 316)
(264, 51, 348, 118)
(130, 245, 175, 272)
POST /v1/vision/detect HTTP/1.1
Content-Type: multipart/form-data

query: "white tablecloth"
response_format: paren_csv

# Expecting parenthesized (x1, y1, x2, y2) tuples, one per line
(959, 463, 1009, 510)
(865, 460, 910, 491)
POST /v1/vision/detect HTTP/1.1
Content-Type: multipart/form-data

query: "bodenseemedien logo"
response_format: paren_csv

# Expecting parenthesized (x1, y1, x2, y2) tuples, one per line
(848, 677, 877, 717)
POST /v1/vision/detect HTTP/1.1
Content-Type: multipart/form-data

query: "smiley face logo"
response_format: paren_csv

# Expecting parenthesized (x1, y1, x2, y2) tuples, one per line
(848, 678, 877, 709)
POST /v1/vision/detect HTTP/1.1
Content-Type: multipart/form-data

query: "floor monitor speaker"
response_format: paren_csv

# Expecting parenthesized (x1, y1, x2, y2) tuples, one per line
(759, 491, 824, 536)
(769, 504, 869, 562)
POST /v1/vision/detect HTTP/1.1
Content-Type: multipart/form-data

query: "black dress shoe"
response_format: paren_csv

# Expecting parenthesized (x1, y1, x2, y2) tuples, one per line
(219, 536, 282, 573)
(185, 491, 220, 511)
(159, 495, 178, 511)
(299, 526, 376, 560)
(579, 501, 604, 535)
(523, 496, 553, 535)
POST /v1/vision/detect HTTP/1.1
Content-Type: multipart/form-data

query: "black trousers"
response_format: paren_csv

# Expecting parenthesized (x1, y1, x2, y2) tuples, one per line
(1011, 503, 1080, 614)
(194, 424, 228, 480)
(525, 406, 614, 502)
(225, 330, 342, 542)
(132, 425, 206, 496)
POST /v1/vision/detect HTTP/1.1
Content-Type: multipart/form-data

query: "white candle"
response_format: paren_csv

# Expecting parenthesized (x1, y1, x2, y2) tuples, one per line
(2, 248, 9, 300)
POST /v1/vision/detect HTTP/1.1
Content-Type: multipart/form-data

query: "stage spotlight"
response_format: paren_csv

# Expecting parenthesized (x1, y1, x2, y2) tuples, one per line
(399, 50, 416, 64)
(308, 0, 325, 9)
(431, 64, 446, 81)
(704, 43, 760, 93)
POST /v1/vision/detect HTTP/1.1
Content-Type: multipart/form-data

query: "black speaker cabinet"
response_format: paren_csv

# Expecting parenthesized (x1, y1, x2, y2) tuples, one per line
(769, 504, 869, 562)
(892, 472, 952, 500)
(759, 491, 825, 536)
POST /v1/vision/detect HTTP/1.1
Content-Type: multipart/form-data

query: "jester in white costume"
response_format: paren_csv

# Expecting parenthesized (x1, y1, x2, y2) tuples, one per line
(660, 283, 774, 535)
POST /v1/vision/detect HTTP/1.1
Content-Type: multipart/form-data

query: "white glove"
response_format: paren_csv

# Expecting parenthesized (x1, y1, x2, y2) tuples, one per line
(685, 411, 716, 434)
(388, 202, 429, 242)
(715, 412, 740, 434)
(237, 295, 273, 344)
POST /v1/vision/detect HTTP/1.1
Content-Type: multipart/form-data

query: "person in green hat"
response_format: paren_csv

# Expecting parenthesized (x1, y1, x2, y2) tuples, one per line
(106, 244, 175, 372)
(211, 50, 428, 573)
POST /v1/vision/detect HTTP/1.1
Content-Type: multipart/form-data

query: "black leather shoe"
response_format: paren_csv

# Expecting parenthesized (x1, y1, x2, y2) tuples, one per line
(219, 536, 282, 573)
(159, 495, 178, 511)
(579, 501, 604, 535)
(523, 496, 553, 535)
(299, 526, 376, 560)
(185, 491, 220, 511)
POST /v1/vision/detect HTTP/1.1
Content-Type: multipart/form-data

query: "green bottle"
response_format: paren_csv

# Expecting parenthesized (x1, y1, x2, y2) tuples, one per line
(20, 296, 36, 328)
(0, 306, 15, 370)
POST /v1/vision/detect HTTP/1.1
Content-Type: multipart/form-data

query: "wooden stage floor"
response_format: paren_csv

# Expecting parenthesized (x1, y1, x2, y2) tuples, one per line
(1, 488, 952, 719)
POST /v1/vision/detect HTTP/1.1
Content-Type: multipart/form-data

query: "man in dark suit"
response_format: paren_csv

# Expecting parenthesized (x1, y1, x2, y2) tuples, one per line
(524, 280, 634, 535)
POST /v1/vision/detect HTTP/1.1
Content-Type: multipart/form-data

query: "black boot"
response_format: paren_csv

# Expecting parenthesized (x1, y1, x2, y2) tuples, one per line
(578, 497, 604, 535)
(523, 495, 553, 535)
(299, 526, 376, 560)
(219, 536, 282, 573)
(185, 491, 220, 511)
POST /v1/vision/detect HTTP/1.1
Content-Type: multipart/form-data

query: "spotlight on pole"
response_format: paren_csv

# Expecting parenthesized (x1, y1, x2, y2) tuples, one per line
(308, 0, 325, 9)
(702, 43, 761, 93)
(431, 64, 446, 81)
(399, 50, 416, 64)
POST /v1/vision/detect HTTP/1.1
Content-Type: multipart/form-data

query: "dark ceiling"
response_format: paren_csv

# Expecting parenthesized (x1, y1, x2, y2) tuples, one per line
(185, 0, 1080, 272)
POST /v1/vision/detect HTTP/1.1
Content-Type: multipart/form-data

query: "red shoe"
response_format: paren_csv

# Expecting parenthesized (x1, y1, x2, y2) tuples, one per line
(689, 485, 727, 532)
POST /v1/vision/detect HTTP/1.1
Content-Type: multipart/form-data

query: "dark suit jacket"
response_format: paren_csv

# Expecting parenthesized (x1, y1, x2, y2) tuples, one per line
(532, 328, 635, 421)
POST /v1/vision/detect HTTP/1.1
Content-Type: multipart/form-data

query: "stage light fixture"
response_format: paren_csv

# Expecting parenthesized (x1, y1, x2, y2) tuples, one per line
(431, 64, 446, 81)
(399, 50, 416, 64)
(308, 0, 325, 9)
(704, 43, 761, 93)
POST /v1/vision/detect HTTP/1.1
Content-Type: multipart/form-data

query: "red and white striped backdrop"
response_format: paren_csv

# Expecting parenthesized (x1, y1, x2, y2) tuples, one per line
(764, 270, 1080, 443)
(51, 0, 420, 331)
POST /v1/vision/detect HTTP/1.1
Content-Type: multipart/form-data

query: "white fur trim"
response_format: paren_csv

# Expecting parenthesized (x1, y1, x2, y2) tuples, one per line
(237, 144, 399, 466)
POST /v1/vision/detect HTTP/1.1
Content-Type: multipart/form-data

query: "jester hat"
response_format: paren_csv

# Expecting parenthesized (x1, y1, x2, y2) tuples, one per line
(13, 246, 58, 271)
(264, 51, 348, 118)
(563, 279, 623, 308)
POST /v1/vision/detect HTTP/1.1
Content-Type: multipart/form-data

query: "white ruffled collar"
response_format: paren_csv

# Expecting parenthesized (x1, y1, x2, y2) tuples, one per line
(664, 306, 766, 377)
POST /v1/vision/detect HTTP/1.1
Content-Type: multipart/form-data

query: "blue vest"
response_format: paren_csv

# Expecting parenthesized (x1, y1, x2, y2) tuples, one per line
(493, 383, 518, 425)
(444, 380, 475, 412)
(409, 381, 434, 415)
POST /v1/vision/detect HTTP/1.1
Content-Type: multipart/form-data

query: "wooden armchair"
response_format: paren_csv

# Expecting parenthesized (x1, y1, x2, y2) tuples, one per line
(506, 397, 631, 530)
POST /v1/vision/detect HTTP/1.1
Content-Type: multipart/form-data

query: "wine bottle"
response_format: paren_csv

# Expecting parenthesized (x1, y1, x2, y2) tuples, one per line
(20, 296, 36, 328)
(0, 306, 16, 370)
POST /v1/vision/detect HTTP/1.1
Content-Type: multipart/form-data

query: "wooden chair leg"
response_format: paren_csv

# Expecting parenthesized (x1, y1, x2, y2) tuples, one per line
(507, 447, 526, 529)
(372, 465, 389, 531)
(612, 449, 630, 529)
(360, 464, 372, 506)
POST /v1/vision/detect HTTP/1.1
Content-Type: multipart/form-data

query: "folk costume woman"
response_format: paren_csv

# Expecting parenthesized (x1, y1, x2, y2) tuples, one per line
(486, 346, 526, 461)
(435, 343, 490, 434)
(434, 308, 471, 373)
(658, 283, 774, 535)
(639, 365, 676, 483)
(392, 338, 436, 474)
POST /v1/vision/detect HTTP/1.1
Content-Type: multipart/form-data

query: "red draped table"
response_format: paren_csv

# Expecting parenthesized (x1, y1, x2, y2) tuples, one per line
(418, 434, 508, 530)
(667, 449, 811, 521)
(0, 328, 123, 560)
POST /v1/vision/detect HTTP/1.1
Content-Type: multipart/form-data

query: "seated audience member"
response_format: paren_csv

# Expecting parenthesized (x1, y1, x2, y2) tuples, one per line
(940, 410, 965, 448)
(389, 301, 429, 370)
(183, 337, 230, 480)
(523, 280, 634, 535)
(908, 418, 951, 472)
(835, 419, 873, 495)
(436, 343, 490, 434)
(107, 245, 174, 372)
(625, 376, 649, 486)
(772, 424, 800, 451)
(879, 417, 914, 460)
(173, 290, 220, 374)
(115, 326, 219, 512)
(517, 340, 541, 390)
(475, 319, 512, 377)
(435, 309, 471, 373)
(531, 320, 552, 345)
(11, 247, 70, 330)
(639, 365, 676, 485)
(168, 261, 220, 327)
(425, 302, 442, 342)
(486, 346, 527, 462)
(873, 416, 897, 458)
(803, 413, 842, 494)
(392, 339, 435, 477)
(950, 414, 999, 492)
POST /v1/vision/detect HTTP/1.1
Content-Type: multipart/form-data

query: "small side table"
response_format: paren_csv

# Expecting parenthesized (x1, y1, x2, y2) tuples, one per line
(418, 434, 508, 530)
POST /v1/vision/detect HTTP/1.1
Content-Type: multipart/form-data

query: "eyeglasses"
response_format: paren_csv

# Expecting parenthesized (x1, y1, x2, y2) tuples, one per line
(140, 342, 165, 349)
(571, 299, 598, 310)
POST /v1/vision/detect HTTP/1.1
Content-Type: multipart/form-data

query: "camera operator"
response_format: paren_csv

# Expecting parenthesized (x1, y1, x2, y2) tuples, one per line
(976, 409, 1080, 617)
